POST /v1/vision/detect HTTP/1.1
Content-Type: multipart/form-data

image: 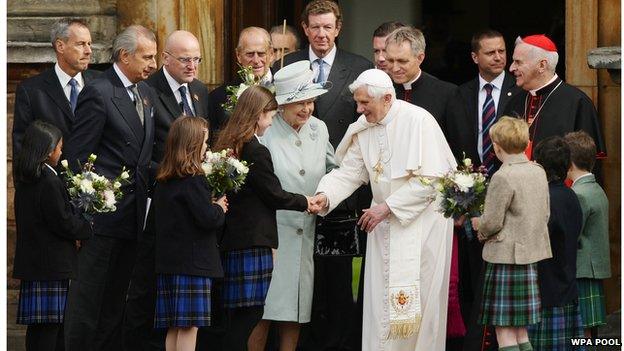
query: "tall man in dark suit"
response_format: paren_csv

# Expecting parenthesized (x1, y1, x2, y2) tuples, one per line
(121, 30, 215, 351)
(446, 29, 519, 351)
(384, 26, 456, 136)
(12, 18, 100, 157)
(209, 26, 275, 137)
(63, 25, 157, 351)
(279, 1, 373, 350)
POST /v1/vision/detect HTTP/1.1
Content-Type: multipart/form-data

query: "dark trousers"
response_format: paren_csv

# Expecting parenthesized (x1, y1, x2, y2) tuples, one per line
(121, 226, 166, 351)
(26, 324, 64, 351)
(299, 256, 354, 351)
(196, 279, 228, 351)
(457, 233, 497, 351)
(221, 306, 264, 351)
(64, 235, 137, 351)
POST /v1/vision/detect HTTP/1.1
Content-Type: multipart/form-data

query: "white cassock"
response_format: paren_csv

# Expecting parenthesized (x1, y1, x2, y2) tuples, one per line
(316, 99, 457, 351)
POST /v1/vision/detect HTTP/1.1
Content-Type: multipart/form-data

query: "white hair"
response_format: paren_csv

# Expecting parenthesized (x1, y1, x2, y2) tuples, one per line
(348, 81, 396, 100)
(515, 37, 559, 72)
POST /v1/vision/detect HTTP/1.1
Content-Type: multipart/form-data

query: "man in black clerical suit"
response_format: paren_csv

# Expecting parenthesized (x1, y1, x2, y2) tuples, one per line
(209, 26, 274, 139)
(446, 29, 520, 351)
(384, 26, 456, 136)
(503, 34, 606, 161)
(279, 1, 373, 350)
(63, 25, 158, 351)
(12, 18, 100, 158)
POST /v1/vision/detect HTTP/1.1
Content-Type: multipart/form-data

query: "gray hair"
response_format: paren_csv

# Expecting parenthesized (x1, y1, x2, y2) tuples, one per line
(348, 81, 396, 100)
(237, 27, 272, 52)
(270, 24, 301, 50)
(50, 18, 88, 50)
(111, 25, 156, 62)
(515, 36, 559, 72)
(385, 26, 426, 56)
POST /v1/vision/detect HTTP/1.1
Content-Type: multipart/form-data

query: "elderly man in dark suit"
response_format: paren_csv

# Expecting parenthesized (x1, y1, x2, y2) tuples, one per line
(12, 18, 100, 158)
(278, 1, 372, 350)
(446, 29, 520, 351)
(63, 25, 157, 351)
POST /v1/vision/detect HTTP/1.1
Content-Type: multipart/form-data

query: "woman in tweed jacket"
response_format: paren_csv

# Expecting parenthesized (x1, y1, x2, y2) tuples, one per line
(471, 117, 552, 351)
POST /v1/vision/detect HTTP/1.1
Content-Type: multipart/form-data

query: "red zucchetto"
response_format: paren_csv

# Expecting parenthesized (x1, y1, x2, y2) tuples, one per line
(522, 34, 558, 52)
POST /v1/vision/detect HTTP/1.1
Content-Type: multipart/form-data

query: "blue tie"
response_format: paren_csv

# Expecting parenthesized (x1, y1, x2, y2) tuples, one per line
(69, 78, 79, 113)
(315, 58, 325, 83)
(481, 83, 496, 175)
(179, 85, 194, 116)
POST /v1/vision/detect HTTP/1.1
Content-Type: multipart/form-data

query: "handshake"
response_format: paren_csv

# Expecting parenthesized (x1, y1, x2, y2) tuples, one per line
(306, 193, 328, 214)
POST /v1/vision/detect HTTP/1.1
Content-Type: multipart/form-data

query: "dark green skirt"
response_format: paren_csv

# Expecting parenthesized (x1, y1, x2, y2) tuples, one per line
(578, 278, 607, 327)
(479, 262, 541, 326)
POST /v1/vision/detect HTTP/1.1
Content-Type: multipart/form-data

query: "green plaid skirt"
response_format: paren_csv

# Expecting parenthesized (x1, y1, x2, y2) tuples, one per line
(578, 278, 607, 327)
(528, 303, 585, 350)
(479, 262, 541, 326)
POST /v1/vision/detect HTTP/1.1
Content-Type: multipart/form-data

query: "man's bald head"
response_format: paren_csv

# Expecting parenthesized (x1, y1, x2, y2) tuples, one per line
(236, 27, 273, 79)
(162, 30, 202, 84)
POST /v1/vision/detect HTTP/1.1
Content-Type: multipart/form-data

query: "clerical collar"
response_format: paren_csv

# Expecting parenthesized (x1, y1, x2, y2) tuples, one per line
(55, 63, 84, 89)
(402, 70, 422, 90)
(478, 71, 505, 91)
(529, 74, 559, 96)
(309, 44, 337, 67)
(162, 66, 189, 96)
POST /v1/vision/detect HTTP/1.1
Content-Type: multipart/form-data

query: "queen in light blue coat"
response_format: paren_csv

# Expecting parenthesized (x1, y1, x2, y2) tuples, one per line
(260, 61, 336, 348)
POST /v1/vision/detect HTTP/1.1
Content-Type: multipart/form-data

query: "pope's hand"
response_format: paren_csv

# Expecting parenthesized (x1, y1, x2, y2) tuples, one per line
(358, 202, 391, 232)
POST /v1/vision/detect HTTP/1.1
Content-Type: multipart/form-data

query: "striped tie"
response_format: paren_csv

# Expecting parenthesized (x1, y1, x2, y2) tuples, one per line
(481, 83, 496, 175)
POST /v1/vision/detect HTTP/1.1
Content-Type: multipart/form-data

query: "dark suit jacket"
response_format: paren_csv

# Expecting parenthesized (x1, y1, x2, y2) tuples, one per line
(145, 68, 215, 161)
(208, 75, 243, 142)
(394, 71, 456, 137)
(447, 72, 519, 172)
(279, 47, 374, 148)
(154, 175, 225, 277)
(220, 137, 308, 251)
(537, 181, 582, 307)
(13, 166, 92, 280)
(64, 67, 155, 240)
(12, 68, 101, 157)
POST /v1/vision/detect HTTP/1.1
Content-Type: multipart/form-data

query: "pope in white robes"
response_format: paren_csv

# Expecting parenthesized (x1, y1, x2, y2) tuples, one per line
(311, 69, 457, 351)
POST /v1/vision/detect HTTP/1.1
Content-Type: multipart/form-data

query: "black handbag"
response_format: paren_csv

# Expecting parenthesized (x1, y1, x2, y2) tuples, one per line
(314, 211, 363, 257)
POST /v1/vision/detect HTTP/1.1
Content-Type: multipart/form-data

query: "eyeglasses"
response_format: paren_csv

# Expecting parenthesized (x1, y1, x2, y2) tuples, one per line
(164, 51, 202, 65)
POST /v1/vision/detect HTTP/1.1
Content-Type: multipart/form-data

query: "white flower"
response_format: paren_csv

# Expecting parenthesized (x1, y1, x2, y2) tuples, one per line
(103, 190, 116, 208)
(434, 181, 444, 193)
(463, 158, 472, 167)
(80, 179, 95, 194)
(220, 149, 228, 157)
(61, 160, 69, 168)
(236, 83, 249, 98)
(88, 154, 97, 162)
(72, 175, 82, 187)
(120, 171, 130, 180)
(202, 162, 213, 175)
(453, 173, 475, 193)
(113, 181, 121, 189)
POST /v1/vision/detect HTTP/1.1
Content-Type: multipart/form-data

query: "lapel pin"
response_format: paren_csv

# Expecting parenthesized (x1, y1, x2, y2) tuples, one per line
(507, 92, 512, 96)
(193, 94, 199, 101)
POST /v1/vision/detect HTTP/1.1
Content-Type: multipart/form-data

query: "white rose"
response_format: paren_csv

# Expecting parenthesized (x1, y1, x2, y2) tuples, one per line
(463, 158, 472, 167)
(103, 189, 116, 208)
(80, 179, 95, 194)
(236, 83, 249, 98)
(220, 149, 227, 157)
(88, 154, 97, 162)
(113, 181, 121, 189)
(61, 160, 69, 168)
(453, 173, 475, 193)
(72, 175, 82, 187)
(202, 162, 213, 175)
(120, 171, 130, 180)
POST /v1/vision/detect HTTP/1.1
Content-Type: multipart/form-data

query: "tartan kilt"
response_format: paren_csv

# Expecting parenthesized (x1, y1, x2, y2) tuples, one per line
(154, 274, 212, 328)
(528, 303, 585, 351)
(17, 279, 69, 325)
(222, 247, 273, 308)
(479, 262, 541, 326)
(577, 278, 607, 327)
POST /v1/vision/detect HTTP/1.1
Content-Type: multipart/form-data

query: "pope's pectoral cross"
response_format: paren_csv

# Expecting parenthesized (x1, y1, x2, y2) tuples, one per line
(373, 160, 383, 183)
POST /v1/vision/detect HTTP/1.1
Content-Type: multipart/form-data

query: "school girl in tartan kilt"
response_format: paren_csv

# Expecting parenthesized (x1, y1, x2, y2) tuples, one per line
(12, 120, 92, 351)
(528, 137, 585, 350)
(471, 117, 552, 351)
(152, 116, 228, 351)
(213, 86, 311, 350)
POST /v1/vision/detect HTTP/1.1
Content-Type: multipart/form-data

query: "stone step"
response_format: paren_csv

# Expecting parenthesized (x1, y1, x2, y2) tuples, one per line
(8, 15, 117, 43)
(7, 41, 112, 64)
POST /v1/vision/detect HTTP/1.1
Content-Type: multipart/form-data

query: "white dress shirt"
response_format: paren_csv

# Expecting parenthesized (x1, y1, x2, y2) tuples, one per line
(163, 67, 196, 115)
(113, 63, 138, 101)
(309, 45, 337, 81)
(54, 63, 85, 101)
